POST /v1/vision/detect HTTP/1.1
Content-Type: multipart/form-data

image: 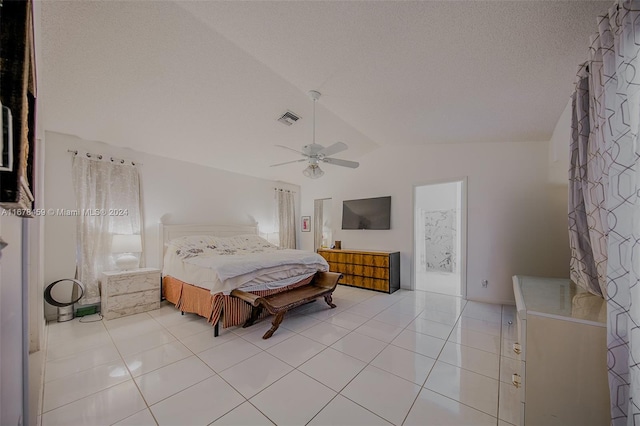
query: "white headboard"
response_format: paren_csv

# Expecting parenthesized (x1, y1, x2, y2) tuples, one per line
(159, 223, 259, 268)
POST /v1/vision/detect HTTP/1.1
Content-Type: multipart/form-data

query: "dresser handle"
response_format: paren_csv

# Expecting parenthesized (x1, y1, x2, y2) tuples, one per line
(512, 373, 522, 388)
(513, 342, 521, 355)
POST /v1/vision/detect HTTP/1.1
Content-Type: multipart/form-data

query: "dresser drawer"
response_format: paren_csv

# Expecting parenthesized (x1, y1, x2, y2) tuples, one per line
(512, 276, 527, 361)
(515, 312, 526, 361)
(341, 274, 389, 292)
(105, 301, 160, 320)
(363, 255, 389, 267)
(102, 289, 160, 320)
(107, 288, 160, 309)
(105, 271, 160, 296)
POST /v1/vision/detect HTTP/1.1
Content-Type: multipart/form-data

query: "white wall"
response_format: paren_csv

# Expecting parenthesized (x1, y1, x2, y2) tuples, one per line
(548, 99, 572, 185)
(299, 140, 569, 304)
(43, 131, 299, 319)
(415, 182, 458, 211)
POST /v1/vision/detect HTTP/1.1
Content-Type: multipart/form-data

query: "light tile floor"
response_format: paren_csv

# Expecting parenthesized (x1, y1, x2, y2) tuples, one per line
(41, 285, 521, 426)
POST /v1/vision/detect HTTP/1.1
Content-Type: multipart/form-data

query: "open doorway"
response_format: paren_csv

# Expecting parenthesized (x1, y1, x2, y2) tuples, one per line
(413, 179, 466, 297)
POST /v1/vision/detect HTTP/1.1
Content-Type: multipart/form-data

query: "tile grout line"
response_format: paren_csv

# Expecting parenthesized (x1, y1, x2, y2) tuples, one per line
(229, 289, 414, 425)
(104, 312, 161, 425)
(42, 289, 506, 426)
(399, 299, 466, 426)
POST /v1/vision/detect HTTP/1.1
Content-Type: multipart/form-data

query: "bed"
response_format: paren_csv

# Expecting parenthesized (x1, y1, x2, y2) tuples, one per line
(159, 223, 329, 333)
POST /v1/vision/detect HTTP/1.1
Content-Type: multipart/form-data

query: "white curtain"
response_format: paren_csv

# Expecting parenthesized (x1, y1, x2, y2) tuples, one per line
(569, 2, 640, 423)
(275, 189, 296, 249)
(72, 155, 143, 305)
(313, 199, 323, 251)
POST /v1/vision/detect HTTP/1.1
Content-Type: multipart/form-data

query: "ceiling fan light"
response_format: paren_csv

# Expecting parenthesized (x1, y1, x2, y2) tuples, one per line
(303, 164, 324, 179)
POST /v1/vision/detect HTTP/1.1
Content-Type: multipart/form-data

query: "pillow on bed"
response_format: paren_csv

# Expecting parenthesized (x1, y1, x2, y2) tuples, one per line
(167, 235, 221, 258)
(225, 234, 278, 251)
(169, 234, 279, 259)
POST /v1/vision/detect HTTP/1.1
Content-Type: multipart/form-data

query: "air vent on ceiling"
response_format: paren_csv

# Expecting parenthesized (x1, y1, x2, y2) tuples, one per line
(277, 110, 300, 126)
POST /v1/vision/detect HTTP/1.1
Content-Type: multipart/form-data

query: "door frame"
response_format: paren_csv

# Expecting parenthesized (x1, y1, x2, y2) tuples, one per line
(411, 177, 468, 298)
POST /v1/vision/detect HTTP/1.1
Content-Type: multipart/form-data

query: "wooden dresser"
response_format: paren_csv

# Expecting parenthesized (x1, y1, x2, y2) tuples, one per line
(317, 248, 400, 293)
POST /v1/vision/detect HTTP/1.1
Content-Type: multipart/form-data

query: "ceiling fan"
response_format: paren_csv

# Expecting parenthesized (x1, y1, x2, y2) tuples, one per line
(271, 90, 359, 179)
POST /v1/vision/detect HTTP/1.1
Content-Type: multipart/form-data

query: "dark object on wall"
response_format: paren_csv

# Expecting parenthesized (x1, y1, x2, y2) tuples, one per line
(0, 0, 37, 216)
(342, 196, 391, 230)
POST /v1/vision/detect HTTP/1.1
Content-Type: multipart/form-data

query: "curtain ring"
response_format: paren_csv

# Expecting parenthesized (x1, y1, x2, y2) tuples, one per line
(86, 153, 91, 158)
(121, 159, 125, 164)
(110, 157, 114, 162)
(98, 155, 103, 160)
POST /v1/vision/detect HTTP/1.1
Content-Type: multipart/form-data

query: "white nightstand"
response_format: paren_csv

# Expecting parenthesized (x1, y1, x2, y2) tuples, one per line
(100, 268, 161, 320)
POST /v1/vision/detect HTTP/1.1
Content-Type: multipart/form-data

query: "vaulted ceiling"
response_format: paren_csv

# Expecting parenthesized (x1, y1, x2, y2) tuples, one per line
(41, 1, 609, 183)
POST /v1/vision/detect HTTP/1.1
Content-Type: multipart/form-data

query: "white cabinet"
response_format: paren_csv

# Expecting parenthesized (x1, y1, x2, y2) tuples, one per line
(512, 275, 609, 426)
(101, 268, 161, 320)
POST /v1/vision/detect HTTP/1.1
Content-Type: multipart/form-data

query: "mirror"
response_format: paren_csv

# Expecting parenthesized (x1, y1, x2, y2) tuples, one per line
(313, 198, 332, 250)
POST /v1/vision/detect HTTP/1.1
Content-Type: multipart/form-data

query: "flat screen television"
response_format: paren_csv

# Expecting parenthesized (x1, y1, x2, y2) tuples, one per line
(342, 196, 391, 230)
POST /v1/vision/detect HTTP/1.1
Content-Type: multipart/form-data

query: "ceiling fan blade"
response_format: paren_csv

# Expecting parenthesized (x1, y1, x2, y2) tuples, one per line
(318, 142, 348, 157)
(275, 144, 306, 156)
(270, 159, 307, 167)
(322, 157, 360, 169)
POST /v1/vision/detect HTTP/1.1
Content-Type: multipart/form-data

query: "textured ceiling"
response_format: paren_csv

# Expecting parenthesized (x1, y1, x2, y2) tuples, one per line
(41, 1, 609, 182)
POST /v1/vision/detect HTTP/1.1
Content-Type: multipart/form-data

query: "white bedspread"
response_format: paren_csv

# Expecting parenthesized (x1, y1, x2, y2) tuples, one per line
(163, 241, 328, 295)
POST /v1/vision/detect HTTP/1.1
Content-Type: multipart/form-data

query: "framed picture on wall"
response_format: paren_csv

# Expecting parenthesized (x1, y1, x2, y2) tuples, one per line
(302, 216, 311, 232)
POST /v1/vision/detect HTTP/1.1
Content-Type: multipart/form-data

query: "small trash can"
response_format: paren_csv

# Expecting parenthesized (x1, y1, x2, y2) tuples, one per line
(44, 279, 85, 322)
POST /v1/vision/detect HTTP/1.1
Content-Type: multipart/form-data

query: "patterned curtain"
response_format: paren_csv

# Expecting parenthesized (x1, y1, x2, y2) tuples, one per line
(568, 64, 608, 297)
(72, 155, 143, 304)
(275, 189, 296, 249)
(569, 2, 640, 423)
(313, 199, 323, 251)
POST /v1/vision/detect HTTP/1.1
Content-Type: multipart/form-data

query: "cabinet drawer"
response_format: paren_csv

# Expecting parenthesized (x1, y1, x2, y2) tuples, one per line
(328, 262, 349, 275)
(103, 300, 161, 320)
(107, 289, 160, 310)
(347, 264, 389, 279)
(106, 272, 160, 296)
(519, 359, 525, 404)
(363, 255, 389, 267)
(516, 312, 526, 361)
(341, 274, 389, 292)
(323, 252, 338, 262)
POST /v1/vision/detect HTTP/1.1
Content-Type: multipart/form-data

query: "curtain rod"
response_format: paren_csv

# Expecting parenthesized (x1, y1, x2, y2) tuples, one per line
(67, 149, 142, 166)
(274, 187, 296, 193)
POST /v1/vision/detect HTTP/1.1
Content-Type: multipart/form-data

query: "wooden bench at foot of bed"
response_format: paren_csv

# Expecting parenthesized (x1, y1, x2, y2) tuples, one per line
(231, 271, 343, 339)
